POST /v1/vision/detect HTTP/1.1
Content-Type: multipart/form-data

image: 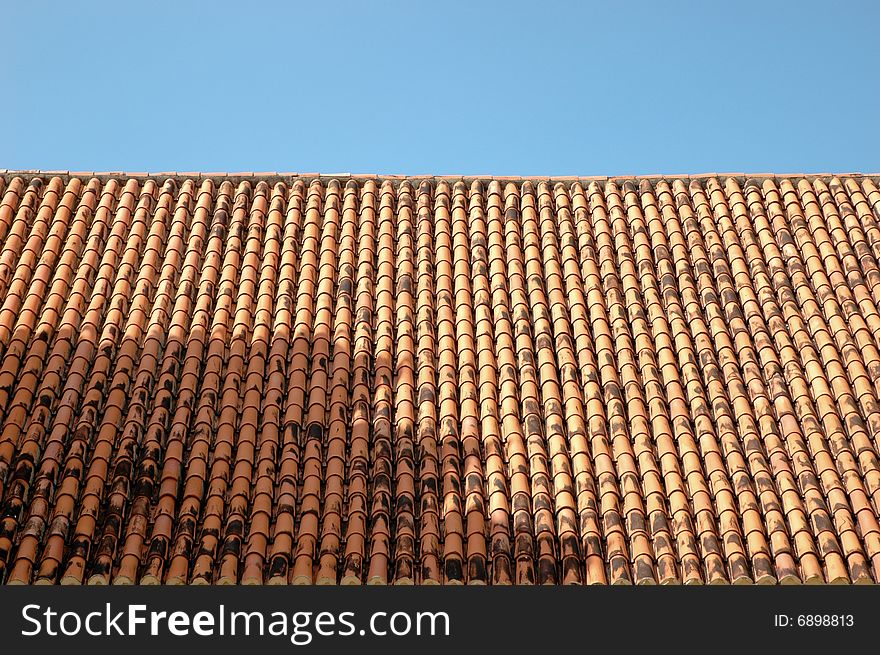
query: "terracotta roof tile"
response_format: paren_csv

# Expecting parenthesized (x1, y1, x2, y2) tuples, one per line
(0, 170, 879, 584)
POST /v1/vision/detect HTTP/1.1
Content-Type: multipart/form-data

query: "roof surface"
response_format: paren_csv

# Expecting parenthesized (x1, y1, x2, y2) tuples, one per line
(1, 170, 879, 585)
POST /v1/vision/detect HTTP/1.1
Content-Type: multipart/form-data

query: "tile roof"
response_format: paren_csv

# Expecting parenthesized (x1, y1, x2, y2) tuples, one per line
(0, 170, 879, 585)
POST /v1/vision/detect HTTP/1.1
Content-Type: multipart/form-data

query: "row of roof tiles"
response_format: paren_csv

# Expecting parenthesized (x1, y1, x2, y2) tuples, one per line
(4, 170, 877, 185)
(0, 172, 879, 584)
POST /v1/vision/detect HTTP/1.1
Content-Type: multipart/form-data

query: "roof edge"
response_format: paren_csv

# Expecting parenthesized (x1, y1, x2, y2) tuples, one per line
(1, 169, 878, 187)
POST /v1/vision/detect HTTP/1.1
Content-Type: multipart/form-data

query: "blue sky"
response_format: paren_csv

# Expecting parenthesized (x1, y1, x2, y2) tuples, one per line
(2, 0, 878, 176)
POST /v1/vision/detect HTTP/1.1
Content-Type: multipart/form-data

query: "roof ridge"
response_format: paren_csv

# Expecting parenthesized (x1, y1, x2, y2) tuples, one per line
(1, 169, 877, 186)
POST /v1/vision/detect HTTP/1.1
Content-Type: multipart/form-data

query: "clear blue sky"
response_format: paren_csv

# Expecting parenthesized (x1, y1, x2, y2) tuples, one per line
(2, 0, 878, 176)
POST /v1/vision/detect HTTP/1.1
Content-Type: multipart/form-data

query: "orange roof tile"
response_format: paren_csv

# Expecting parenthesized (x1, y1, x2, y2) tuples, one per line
(0, 170, 879, 585)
